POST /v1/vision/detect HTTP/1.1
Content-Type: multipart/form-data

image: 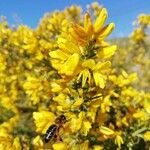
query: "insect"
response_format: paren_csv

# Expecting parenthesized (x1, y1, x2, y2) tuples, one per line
(44, 115, 66, 143)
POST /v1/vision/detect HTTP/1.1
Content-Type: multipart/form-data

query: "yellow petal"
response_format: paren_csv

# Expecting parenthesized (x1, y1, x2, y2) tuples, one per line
(52, 142, 68, 150)
(35, 51, 44, 60)
(80, 140, 89, 150)
(80, 120, 92, 136)
(70, 111, 85, 132)
(69, 27, 86, 44)
(84, 13, 93, 34)
(78, 140, 89, 150)
(93, 61, 111, 71)
(49, 50, 69, 60)
(71, 98, 83, 109)
(60, 53, 79, 76)
(94, 8, 108, 33)
(32, 136, 43, 148)
(59, 42, 81, 54)
(93, 72, 107, 88)
(33, 111, 55, 134)
(97, 45, 117, 59)
(79, 69, 91, 87)
(57, 37, 67, 44)
(99, 126, 115, 135)
(144, 131, 150, 141)
(115, 135, 124, 147)
(98, 23, 115, 40)
(82, 59, 95, 69)
(12, 137, 22, 150)
(144, 99, 150, 113)
(73, 24, 87, 38)
(121, 70, 128, 78)
(93, 145, 103, 150)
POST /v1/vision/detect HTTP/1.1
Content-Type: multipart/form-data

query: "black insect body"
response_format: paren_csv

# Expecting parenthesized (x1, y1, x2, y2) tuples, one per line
(44, 115, 67, 143)
(44, 124, 57, 143)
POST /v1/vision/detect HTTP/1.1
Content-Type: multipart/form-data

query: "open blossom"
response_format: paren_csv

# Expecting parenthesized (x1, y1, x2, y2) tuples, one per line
(144, 131, 150, 141)
(33, 111, 56, 134)
(50, 8, 116, 89)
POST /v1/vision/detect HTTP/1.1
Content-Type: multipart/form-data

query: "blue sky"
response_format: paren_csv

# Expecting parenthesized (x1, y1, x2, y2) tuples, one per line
(0, 0, 149, 37)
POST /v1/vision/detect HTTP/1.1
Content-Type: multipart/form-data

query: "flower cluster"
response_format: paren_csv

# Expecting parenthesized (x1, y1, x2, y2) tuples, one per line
(0, 2, 150, 150)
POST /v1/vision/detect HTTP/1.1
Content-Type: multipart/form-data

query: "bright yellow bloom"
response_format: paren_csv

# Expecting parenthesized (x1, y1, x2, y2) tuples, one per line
(58, 53, 80, 76)
(71, 98, 83, 109)
(23, 75, 50, 104)
(93, 145, 103, 150)
(115, 134, 124, 148)
(97, 45, 117, 59)
(33, 111, 56, 134)
(71, 8, 115, 45)
(33, 136, 44, 150)
(138, 14, 150, 26)
(130, 28, 145, 42)
(0, 135, 21, 150)
(78, 60, 111, 88)
(9, 25, 38, 53)
(12, 137, 22, 150)
(69, 111, 91, 135)
(144, 131, 150, 141)
(50, 8, 116, 90)
(109, 70, 137, 87)
(101, 96, 112, 113)
(69, 111, 85, 133)
(52, 142, 68, 150)
(80, 120, 92, 136)
(0, 53, 6, 72)
(144, 98, 150, 113)
(133, 111, 149, 121)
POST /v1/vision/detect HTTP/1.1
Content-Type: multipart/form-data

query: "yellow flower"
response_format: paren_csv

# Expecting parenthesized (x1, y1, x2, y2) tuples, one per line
(109, 71, 137, 87)
(69, 111, 91, 135)
(23, 75, 50, 105)
(9, 25, 38, 53)
(138, 14, 150, 26)
(59, 53, 80, 76)
(133, 111, 148, 121)
(52, 142, 68, 150)
(80, 140, 89, 150)
(0, 115, 19, 133)
(12, 137, 22, 150)
(101, 96, 112, 113)
(49, 9, 116, 88)
(71, 8, 115, 45)
(144, 98, 150, 113)
(144, 131, 150, 141)
(53, 93, 72, 110)
(0, 135, 21, 150)
(115, 134, 124, 148)
(130, 28, 145, 42)
(93, 145, 103, 150)
(78, 60, 111, 88)
(97, 45, 117, 59)
(71, 98, 83, 109)
(32, 136, 44, 150)
(33, 111, 56, 134)
(80, 120, 92, 136)
(0, 53, 6, 72)
(70, 112, 85, 133)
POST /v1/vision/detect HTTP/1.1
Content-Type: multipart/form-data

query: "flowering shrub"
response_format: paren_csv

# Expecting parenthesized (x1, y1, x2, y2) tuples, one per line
(0, 2, 150, 150)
